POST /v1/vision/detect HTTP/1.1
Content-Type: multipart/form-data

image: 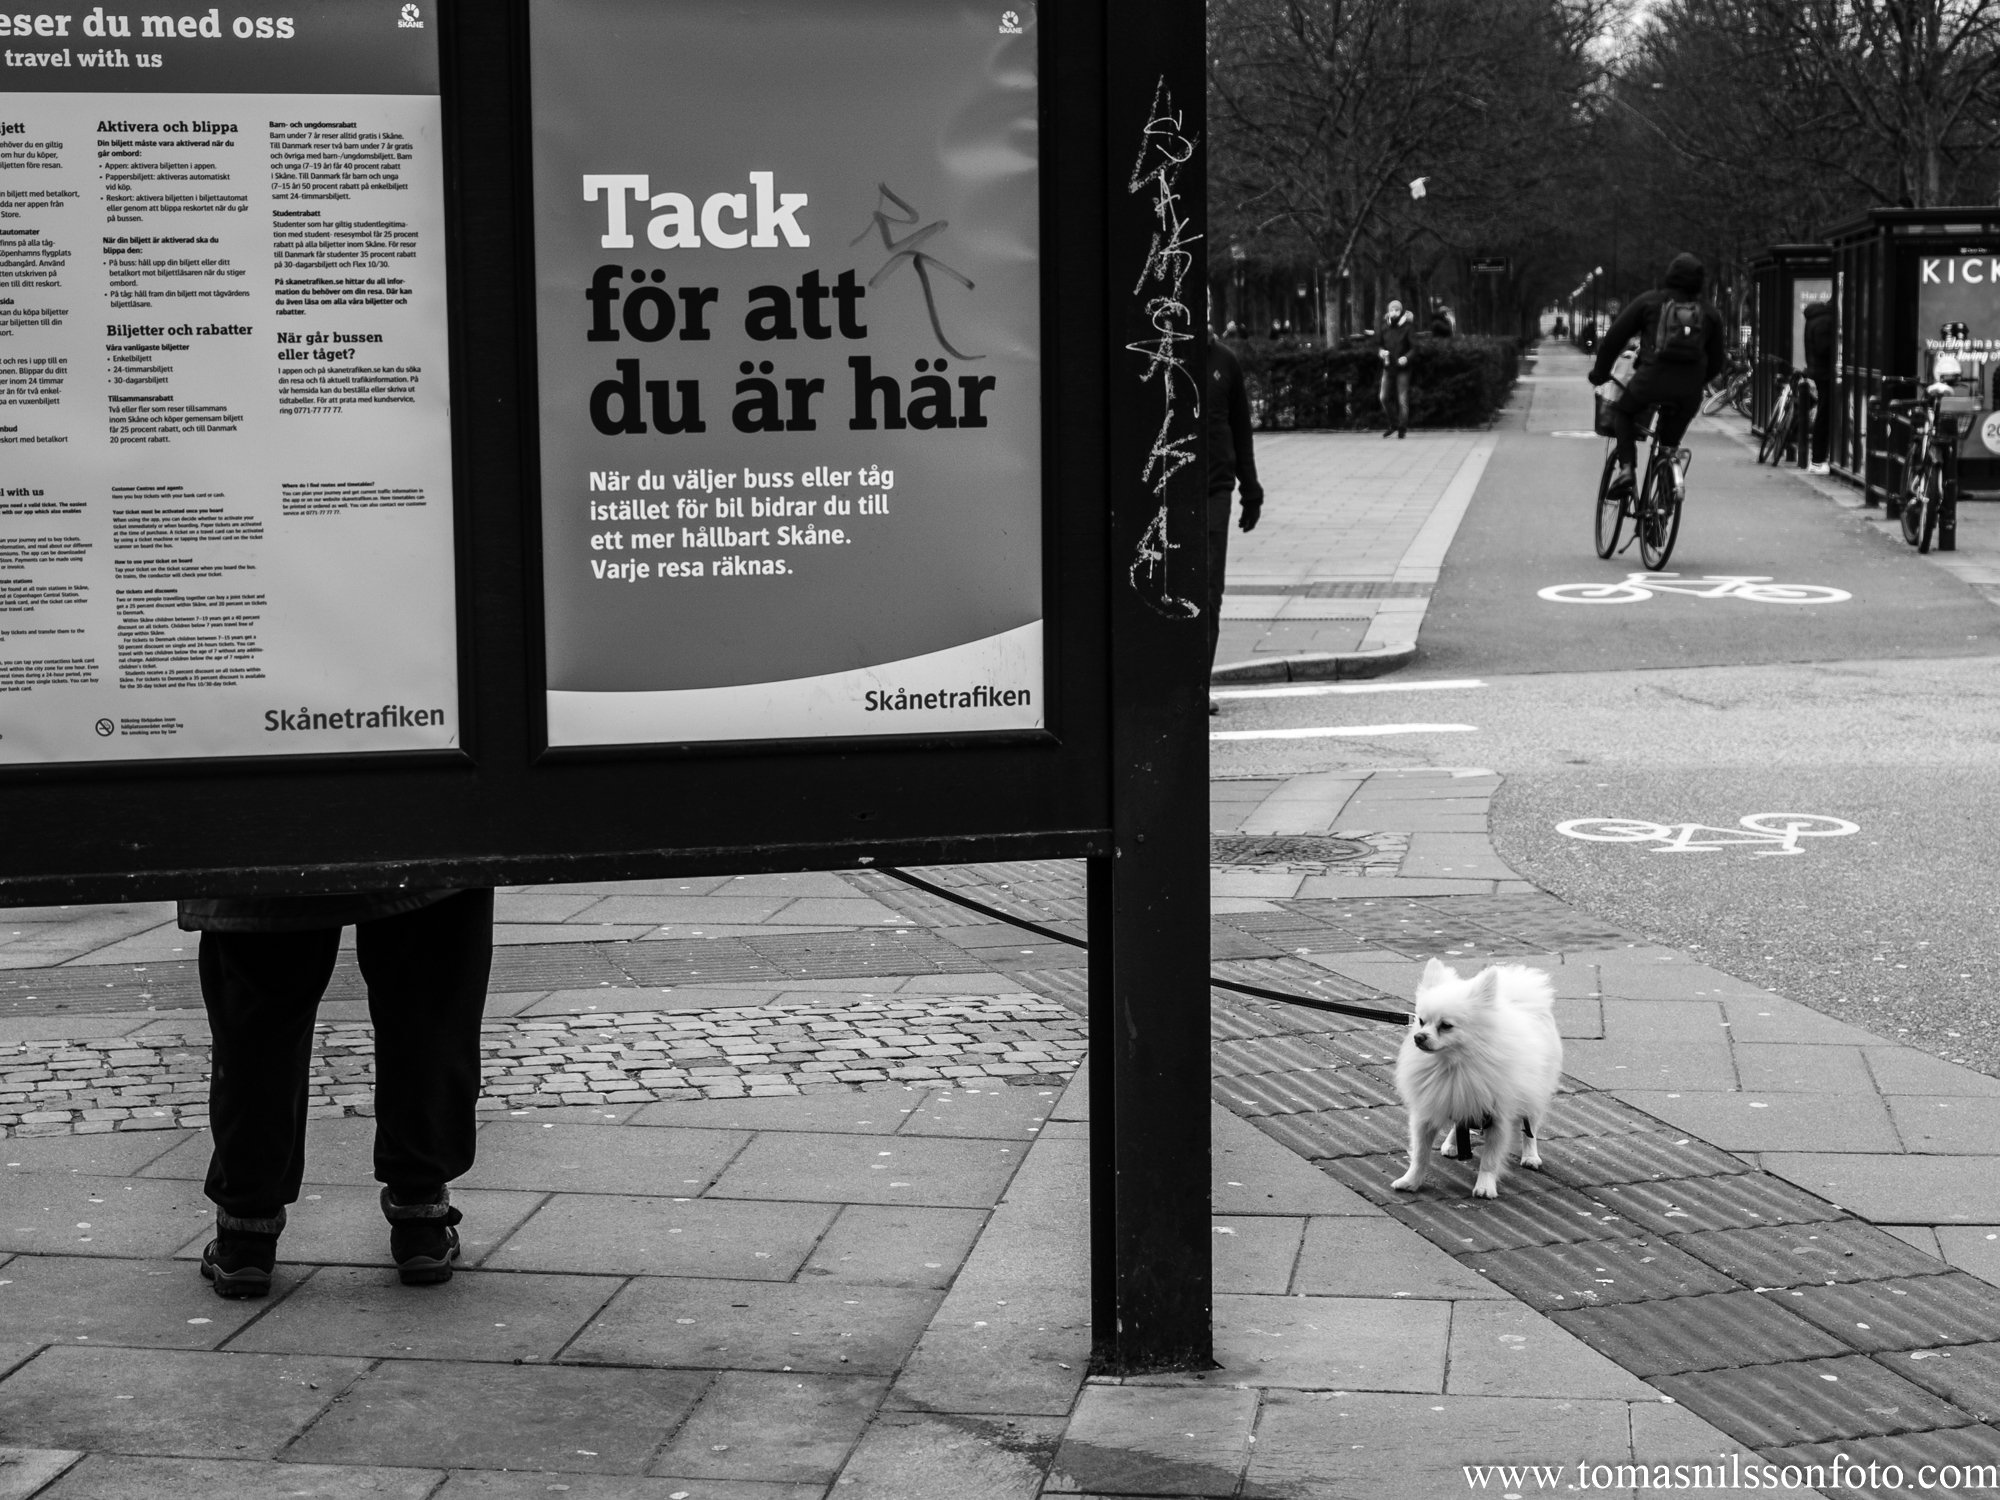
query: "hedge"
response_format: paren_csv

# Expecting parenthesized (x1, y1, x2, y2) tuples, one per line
(1233, 335, 1520, 431)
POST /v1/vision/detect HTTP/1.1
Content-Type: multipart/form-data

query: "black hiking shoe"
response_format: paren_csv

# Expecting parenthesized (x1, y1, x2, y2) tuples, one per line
(199, 1208, 285, 1298)
(383, 1186, 462, 1285)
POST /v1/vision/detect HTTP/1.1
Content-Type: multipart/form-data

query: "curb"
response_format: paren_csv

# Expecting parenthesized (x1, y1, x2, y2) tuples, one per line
(1209, 641, 1416, 683)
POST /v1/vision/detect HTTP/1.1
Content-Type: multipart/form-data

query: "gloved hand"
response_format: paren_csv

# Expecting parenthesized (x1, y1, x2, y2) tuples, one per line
(1397, 356, 1408, 367)
(1239, 499, 1262, 533)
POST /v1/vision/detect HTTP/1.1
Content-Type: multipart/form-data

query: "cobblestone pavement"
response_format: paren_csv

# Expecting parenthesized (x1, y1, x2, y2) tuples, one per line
(0, 995, 1085, 1136)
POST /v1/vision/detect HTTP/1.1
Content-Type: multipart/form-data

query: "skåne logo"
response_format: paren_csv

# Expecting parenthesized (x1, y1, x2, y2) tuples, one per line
(999, 9, 1023, 33)
(398, 3, 423, 28)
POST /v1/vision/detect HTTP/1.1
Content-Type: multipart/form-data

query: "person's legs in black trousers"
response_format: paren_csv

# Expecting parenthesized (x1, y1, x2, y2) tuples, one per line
(201, 925, 344, 1220)
(1206, 516, 1229, 688)
(198, 923, 342, 1293)
(356, 888, 493, 1198)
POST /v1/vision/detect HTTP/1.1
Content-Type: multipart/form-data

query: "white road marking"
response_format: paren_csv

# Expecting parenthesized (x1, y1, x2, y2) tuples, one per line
(1211, 723, 1479, 742)
(1213, 678, 1485, 701)
(1557, 814, 1859, 856)
(1539, 574, 1851, 605)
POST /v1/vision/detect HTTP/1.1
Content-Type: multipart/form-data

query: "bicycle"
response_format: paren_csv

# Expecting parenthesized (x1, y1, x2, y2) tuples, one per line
(1757, 370, 1811, 467)
(1701, 354, 1752, 417)
(1881, 374, 1959, 554)
(1593, 406, 1689, 570)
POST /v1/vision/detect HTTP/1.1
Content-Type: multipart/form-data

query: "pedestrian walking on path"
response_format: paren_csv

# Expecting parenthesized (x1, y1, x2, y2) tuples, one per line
(1377, 299, 1417, 437)
(1207, 333, 1263, 710)
(180, 887, 494, 1296)
(1589, 252, 1726, 500)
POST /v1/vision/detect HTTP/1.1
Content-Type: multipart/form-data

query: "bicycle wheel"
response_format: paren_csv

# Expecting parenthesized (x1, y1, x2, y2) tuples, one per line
(1701, 381, 1730, 416)
(1731, 379, 1753, 418)
(1556, 818, 1673, 843)
(1900, 455, 1927, 546)
(1738, 814, 1861, 839)
(1637, 460, 1682, 571)
(1758, 394, 1788, 464)
(1920, 460, 1945, 555)
(1594, 448, 1624, 558)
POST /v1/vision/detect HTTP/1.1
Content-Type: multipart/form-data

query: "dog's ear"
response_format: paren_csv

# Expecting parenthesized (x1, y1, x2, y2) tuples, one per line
(1466, 968, 1502, 1007)
(1420, 957, 1454, 988)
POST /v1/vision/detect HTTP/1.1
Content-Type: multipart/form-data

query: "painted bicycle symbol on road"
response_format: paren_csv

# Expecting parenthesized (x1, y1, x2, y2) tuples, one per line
(1557, 814, 1860, 857)
(1539, 573, 1852, 605)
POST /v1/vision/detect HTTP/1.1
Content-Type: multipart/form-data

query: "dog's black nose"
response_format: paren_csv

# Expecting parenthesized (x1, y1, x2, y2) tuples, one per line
(1413, 1035, 1434, 1052)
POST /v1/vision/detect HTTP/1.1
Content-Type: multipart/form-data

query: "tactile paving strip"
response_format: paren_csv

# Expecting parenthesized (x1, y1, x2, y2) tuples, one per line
(1206, 968, 2000, 1469)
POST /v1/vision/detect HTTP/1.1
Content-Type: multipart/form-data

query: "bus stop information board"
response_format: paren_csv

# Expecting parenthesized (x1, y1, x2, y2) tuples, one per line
(0, 0, 456, 764)
(529, 0, 1043, 747)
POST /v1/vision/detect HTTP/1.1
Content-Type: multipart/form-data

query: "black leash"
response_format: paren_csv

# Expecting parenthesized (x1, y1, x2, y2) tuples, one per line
(879, 867, 1411, 1027)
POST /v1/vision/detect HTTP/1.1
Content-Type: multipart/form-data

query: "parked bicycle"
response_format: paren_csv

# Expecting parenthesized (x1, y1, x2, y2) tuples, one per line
(1594, 406, 1689, 570)
(1757, 369, 1812, 468)
(1881, 370, 1961, 555)
(1701, 353, 1753, 418)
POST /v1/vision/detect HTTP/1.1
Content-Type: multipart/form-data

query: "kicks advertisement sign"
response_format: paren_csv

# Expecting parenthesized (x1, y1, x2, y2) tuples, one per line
(528, 0, 1044, 747)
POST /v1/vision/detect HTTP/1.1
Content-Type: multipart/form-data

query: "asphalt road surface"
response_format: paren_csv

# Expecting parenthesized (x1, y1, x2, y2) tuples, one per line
(1213, 346, 2000, 1078)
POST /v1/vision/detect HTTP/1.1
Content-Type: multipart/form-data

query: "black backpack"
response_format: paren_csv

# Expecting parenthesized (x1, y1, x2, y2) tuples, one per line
(1654, 296, 1705, 365)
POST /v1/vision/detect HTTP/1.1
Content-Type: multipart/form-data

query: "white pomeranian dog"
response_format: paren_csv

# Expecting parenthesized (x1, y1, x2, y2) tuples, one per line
(1390, 959, 1562, 1200)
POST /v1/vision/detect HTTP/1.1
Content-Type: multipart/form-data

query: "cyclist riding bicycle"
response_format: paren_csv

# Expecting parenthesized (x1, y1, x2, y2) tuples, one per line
(1586, 253, 1728, 500)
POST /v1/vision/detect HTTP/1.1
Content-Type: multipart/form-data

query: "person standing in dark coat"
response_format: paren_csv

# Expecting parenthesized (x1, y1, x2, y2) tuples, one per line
(182, 888, 494, 1297)
(1376, 300, 1418, 437)
(1208, 333, 1264, 711)
(1587, 253, 1727, 498)
(1802, 298, 1836, 474)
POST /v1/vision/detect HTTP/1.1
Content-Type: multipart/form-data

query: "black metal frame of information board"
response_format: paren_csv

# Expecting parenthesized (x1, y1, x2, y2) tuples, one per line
(0, 0, 1214, 1367)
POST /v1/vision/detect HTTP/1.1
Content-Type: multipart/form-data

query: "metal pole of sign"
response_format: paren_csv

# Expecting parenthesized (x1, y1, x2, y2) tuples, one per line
(1094, 0, 1213, 1370)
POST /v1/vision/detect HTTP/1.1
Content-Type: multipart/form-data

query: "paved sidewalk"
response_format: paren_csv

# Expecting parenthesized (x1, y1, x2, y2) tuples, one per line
(1214, 428, 1495, 679)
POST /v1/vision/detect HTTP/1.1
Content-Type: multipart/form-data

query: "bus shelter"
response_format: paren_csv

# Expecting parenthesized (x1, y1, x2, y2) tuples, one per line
(1747, 244, 1832, 436)
(0, 0, 1215, 1371)
(1830, 207, 2000, 502)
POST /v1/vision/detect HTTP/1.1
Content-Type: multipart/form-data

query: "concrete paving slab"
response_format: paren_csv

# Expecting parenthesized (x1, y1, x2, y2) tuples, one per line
(1732, 1043, 1877, 1095)
(225, 1266, 614, 1362)
(1885, 1096, 2000, 1153)
(632, 1088, 920, 1132)
(1291, 1217, 1510, 1300)
(461, 1122, 748, 1196)
(1585, 953, 1771, 1001)
(894, 975, 1040, 995)
(1719, 997, 1886, 1046)
(167, 1185, 545, 1272)
(1294, 874, 1500, 898)
(0, 1172, 211, 1257)
(565, 1276, 940, 1375)
(574, 897, 794, 924)
(1212, 1216, 1302, 1294)
(515, 879, 734, 896)
(1865, 1046, 2000, 1097)
(141, 1114, 405, 1184)
(285, 1360, 709, 1473)
(0, 1254, 268, 1349)
(1613, 1090, 1902, 1153)
(484, 1192, 833, 1279)
(1444, 1299, 1658, 1400)
(1, 1130, 192, 1176)
(1400, 834, 1517, 880)
(895, 1083, 1058, 1140)
(495, 925, 655, 946)
(439, 1474, 820, 1500)
(1208, 872, 1305, 900)
(646, 1369, 889, 1483)
(0, 1345, 364, 1458)
(1212, 1293, 1448, 1391)
(0, 1446, 79, 1500)
(801, 1205, 987, 1289)
(36, 1455, 438, 1499)
(1043, 1384, 1255, 1497)
(1557, 995, 1604, 1039)
(0, 1016, 156, 1048)
(1936, 1227, 2000, 1286)
(1244, 1389, 1635, 1500)
(832, 1409, 1058, 1500)
(479, 1104, 646, 1125)
(1212, 1106, 1374, 1217)
(492, 893, 602, 924)
(520, 986, 753, 1015)
(767, 899, 909, 926)
(1561, 1040, 1738, 1091)
(1761, 1152, 2000, 1223)
(708, 1133, 1023, 1209)
(1599, 999, 1728, 1044)
(723, 873, 868, 898)
(888, 1133, 1088, 1417)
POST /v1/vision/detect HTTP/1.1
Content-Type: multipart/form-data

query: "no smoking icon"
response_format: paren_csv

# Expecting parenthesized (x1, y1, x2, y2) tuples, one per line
(93, 719, 114, 737)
